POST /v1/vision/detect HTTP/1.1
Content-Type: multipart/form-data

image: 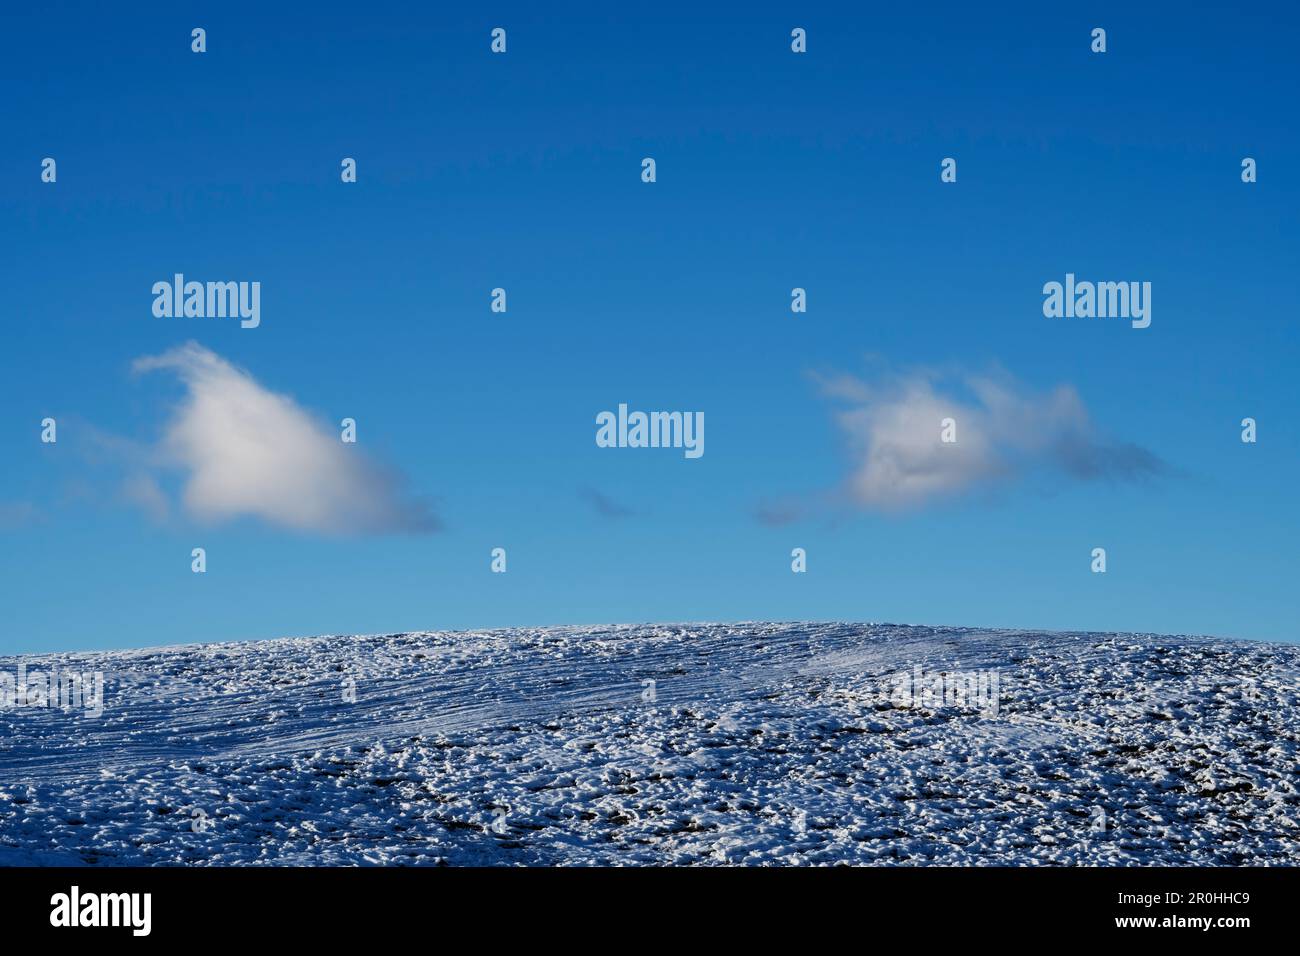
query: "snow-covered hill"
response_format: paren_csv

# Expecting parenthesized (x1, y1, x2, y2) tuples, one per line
(1, 622, 1296, 865)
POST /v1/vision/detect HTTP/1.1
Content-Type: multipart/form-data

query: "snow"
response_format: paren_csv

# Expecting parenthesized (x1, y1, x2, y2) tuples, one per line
(1, 622, 1296, 865)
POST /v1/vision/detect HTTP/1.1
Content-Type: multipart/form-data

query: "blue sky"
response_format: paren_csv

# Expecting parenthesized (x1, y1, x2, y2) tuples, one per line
(2, 2, 1296, 653)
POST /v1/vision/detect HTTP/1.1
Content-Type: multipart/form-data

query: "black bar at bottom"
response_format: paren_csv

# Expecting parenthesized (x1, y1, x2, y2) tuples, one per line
(0, 865, 1284, 941)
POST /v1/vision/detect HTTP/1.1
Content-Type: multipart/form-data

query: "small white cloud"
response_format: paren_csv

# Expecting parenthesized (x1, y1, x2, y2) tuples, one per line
(133, 342, 437, 535)
(814, 367, 1163, 512)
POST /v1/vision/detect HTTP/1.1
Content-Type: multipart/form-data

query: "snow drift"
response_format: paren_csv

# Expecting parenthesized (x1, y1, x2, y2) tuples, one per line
(1, 622, 1295, 865)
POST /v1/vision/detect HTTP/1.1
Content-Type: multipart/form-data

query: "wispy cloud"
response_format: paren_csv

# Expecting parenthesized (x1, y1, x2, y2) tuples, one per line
(0, 501, 41, 531)
(810, 365, 1164, 513)
(132, 342, 437, 535)
(579, 486, 633, 518)
(753, 499, 806, 527)
(119, 474, 170, 522)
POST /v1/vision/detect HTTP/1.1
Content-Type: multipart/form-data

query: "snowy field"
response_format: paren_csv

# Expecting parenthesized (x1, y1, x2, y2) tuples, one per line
(1, 622, 1297, 866)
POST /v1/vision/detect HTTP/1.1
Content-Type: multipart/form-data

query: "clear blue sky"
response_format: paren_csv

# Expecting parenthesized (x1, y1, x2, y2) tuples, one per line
(2, 2, 1296, 653)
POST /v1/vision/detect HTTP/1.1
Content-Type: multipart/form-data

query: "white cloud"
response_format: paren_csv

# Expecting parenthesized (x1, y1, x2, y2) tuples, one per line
(133, 342, 437, 535)
(814, 367, 1163, 512)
